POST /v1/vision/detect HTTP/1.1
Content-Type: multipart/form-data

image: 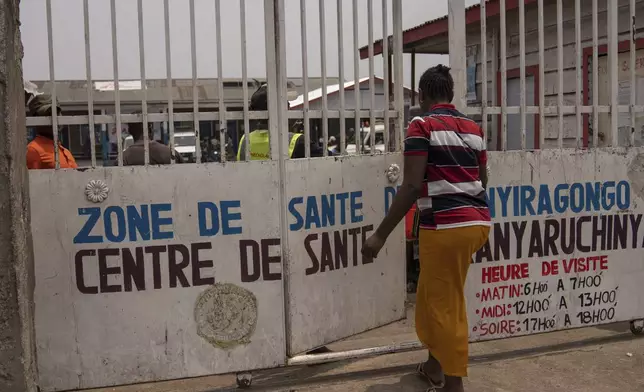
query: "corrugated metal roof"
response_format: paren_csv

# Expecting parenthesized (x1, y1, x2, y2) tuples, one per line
(289, 77, 371, 108)
(360, 2, 484, 51)
(289, 76, 415, 108)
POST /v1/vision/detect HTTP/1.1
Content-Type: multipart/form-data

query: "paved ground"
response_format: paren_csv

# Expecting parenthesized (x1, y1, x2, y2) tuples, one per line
(83, 300, 644, 392)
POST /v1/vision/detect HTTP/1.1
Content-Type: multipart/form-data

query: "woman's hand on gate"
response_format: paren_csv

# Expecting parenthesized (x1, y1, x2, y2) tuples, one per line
(362, 233, 385, 262)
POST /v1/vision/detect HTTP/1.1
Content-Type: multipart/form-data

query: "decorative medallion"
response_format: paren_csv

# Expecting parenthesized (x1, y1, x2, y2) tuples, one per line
(386, 163, 401, 183)
(85, 180, 109, 203)
(194, 283, 258, 349)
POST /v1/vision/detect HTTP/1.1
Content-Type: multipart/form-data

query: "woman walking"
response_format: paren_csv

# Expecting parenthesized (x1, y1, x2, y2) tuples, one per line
(362, 65, 490, 392)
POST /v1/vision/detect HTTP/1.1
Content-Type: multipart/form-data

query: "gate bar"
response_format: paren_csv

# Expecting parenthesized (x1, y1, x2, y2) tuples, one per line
(480, 0, 487, 147)
(288, 341, 423, 366)
(556, 0, 563, 149)
(574, 0, 582, 148)
(110, 0, 123, 166)
(382, 0, 390, 153)
(352, 0, 361, 154)
(449, 0, 466, 111)
(269, 0, 293, 357)
(592, 0, 599, 148)
(241, 0, 250, 161)
(137, 0, 150, 165)
(392, 0, 404, 151)
(190, 0, 201, 164)
(215, 0, 226, 162)
(538, 0, 545, 149)
(163, 0, 175, 163)
(519, 0, 526, 150)
(500, 0, 507, 151)
(609, 0, 618, 147)
(367, 0, 376, 153)
(45, 0, 59, 169)
(300, 0, 311, 158)
(338, 0, 346, 155)
(83, 0, 96, 167)
(630, 0, 637, 147)
(319, 0, 329, 157)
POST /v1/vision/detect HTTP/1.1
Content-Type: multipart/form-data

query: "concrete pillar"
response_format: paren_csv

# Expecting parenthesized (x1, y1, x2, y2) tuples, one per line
(448, 0, 467, 111)
(0, 1, 39, 391)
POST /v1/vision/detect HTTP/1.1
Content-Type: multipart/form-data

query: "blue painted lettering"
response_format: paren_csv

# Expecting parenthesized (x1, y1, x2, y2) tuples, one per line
(569, 183, 584, 213)
(497, 187, 512, 218)
(585, 182, 601, 212)
(221, 200, 243, 235)
(601, 181, 616, 210)
(73, 203, 175, 244)
(554, 184, 569, 213)
(350, 191, 363, 223)
(305, 196, 322, 229)
(198, 202, 220, 236)
(520, 186, 536, 216)
(512, 186, 520, 217)
(127, 205, 150, 241)
(617, 181, 630, 210)
(104, 206, 126, 242)
(536, 184, 553, 215)
(486, 188, 496, 218)
(288, 191, 364, 231)
(288, 197, 305, 231)
(336, 193, 349, 225)
(74, 207, 103, 244)
(321, 194, 336, 227)
(151, 204, 173, 240)
(384, 186, 397, 215)
(484, 181, 631, 217)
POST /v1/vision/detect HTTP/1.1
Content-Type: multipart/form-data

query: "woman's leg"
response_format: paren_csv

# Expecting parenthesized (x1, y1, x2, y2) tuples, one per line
(445, 375, 465, 392)
(416, 226, 490, 392)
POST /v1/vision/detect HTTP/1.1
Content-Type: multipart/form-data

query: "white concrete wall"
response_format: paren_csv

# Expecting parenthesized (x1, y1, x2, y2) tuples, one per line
(30, 144, 644, 387)
(468, 147, 644, 341)
(29, 154, 406, 391)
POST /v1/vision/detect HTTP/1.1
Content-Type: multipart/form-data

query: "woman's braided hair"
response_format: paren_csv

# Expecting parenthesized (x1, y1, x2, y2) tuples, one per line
(418, 64, 454, 103)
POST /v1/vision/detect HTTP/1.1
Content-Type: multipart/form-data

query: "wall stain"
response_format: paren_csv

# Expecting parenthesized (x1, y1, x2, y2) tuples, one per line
(627, 153, 644, 200)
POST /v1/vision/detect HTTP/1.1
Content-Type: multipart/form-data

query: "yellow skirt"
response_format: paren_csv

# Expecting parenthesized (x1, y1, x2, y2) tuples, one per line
(416, 225, 490, 377)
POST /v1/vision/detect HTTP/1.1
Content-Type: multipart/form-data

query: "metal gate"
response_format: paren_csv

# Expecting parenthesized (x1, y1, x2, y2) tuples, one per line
(441, 0, 644, 344)
(25, 0, 644, 390)
(25, 0, 406, 390)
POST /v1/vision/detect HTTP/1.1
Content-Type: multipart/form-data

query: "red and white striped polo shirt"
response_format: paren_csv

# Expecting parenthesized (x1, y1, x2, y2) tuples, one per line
(404, 103, 491, 230)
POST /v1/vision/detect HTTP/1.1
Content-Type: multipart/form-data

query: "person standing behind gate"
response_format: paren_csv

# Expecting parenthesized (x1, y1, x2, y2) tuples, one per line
(361, 65, 490, 392)
(25, 93, 78, 169)
(237, 84, 322, 160)
(123, 121, 183, 165)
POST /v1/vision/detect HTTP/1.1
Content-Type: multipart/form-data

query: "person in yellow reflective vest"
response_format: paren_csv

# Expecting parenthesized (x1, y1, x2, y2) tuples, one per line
(237, 84, 323, 160)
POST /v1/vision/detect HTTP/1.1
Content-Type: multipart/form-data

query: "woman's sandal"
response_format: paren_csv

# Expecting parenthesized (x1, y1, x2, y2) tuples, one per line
(416, 362, 445, 391)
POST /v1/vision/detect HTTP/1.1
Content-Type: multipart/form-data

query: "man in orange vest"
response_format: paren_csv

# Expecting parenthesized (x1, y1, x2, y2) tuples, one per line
(25, 93, 77, 169)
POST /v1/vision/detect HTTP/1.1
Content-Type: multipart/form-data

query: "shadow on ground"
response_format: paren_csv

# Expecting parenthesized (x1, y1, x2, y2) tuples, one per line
(363, 374, 428, 392)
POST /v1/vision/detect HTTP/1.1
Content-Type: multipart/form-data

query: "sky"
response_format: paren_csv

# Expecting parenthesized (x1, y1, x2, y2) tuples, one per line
(20, 0, 479, 86)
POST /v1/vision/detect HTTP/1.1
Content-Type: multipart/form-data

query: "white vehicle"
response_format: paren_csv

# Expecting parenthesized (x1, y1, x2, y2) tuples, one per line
(345, 123, 387, 155)
(173, 131, 197, 162)
(123, 134, 134, 150)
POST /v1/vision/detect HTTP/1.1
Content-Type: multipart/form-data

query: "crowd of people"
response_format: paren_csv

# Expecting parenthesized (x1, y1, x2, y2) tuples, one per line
(24, 83, 342, 169)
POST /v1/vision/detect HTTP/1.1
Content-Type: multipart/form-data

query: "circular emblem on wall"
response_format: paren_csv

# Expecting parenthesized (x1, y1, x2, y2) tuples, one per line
(387, 163, 401, 183)
(194, 283, 258, 349)
(85, 180, 109, 203)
